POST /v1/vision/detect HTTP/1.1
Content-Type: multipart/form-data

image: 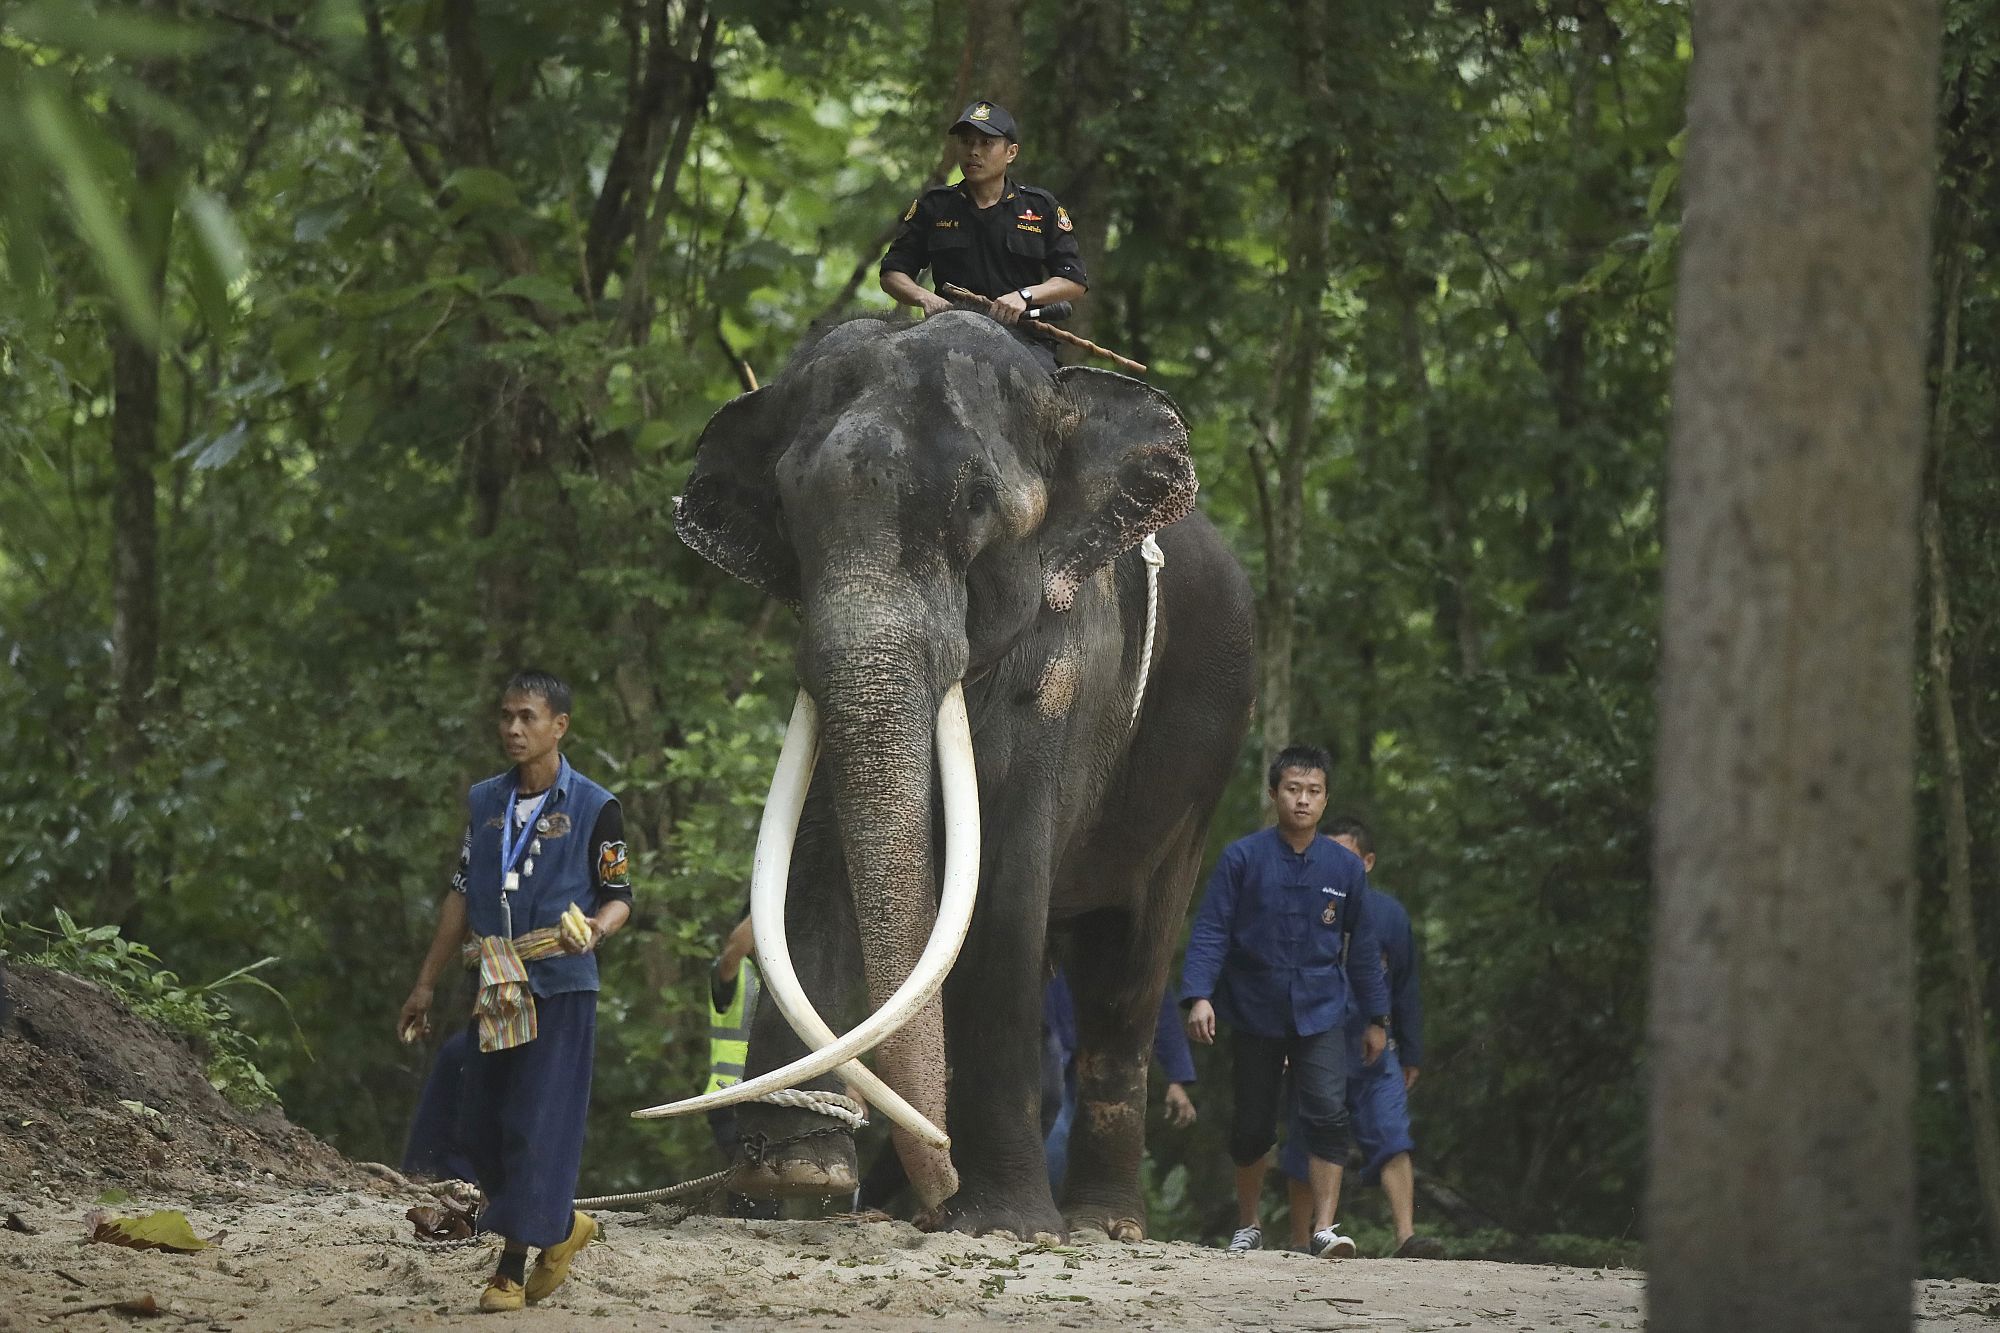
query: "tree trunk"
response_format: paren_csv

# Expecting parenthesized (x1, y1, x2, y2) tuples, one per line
(1251, 0, 1336, 768)
(104, 60, 181, 928)
(1390, 275, 1480, 676)
(1035, 0, 1124, 341)
(962, 0, 1023, 110)
(1647, 1, 1940, 1329)
(1921, 203, 2000, 1272)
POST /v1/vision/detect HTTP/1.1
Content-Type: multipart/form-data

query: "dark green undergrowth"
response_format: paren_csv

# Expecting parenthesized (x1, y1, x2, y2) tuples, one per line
(0, 909, 294, 1110)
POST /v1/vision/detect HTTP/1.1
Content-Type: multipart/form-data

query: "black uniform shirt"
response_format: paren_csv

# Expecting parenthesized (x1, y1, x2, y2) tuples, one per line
(880, 178, 1090, 302)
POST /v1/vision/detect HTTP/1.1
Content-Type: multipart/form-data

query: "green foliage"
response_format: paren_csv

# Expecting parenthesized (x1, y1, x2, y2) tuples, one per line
(0, 910, 284, 1108)
(0, 0, 1992, 1280)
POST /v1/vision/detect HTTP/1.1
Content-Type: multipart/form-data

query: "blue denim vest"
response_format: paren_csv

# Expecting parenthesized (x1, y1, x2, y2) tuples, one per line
(462, 756, 615, 998)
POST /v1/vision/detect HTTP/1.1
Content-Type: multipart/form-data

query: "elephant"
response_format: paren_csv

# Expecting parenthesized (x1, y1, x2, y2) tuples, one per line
(661, 311, 1256, 1239)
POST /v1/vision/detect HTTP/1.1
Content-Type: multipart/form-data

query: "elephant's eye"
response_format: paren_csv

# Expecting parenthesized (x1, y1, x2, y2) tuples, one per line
(964, 480, 998, 517)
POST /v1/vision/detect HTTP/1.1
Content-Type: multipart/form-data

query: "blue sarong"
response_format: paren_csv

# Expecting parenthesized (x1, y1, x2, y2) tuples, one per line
(459, 990, 596, 1248)
(402, 1027, 476, 1183)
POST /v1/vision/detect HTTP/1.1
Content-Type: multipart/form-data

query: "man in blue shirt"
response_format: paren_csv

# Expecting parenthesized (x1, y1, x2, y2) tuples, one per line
(1182, 745, 1389, 1259)
(1279, 817, 1443, 1258)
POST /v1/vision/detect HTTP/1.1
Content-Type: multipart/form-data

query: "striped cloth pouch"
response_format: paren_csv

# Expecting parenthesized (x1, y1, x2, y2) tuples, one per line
(469, 928, 566, 1053)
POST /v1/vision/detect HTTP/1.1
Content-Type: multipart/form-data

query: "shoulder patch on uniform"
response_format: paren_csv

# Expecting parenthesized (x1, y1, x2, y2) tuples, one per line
(597, 840, 629, 888)
(903, 198, 918, 222)
(1057, 206, 1074, 232)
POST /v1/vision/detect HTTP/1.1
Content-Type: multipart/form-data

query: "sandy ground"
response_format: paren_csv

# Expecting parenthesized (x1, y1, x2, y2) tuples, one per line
(6, 966, 1999, 1331)
(6, 1183, 2000, 1332)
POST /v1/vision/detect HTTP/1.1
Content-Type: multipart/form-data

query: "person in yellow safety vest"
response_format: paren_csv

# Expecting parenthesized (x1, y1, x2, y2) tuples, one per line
(706, 914, 779, 1218)
(707, 914, 760, 1093)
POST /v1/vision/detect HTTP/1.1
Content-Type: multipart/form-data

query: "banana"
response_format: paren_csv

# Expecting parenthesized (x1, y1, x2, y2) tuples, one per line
(560, 904, 593, 951)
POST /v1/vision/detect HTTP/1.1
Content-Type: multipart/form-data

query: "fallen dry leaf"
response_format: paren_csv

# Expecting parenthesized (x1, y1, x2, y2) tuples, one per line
(405, 1199, 475, 1241)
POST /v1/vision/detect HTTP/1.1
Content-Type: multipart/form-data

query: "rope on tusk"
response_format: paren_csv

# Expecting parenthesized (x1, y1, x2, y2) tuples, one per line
(753, 1088, 867, 1130)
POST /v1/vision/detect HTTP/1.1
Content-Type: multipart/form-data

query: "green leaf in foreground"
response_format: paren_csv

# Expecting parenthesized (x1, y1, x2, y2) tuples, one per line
(88, 1209, 213, 1253)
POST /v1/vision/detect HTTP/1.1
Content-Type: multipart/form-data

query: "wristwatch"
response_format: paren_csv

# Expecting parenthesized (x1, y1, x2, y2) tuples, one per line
(1019, 287, 1035, 305)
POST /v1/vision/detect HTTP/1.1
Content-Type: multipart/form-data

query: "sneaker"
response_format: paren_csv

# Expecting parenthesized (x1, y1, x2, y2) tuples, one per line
(1392, 1232, 1446, 1259)
(1227, 1225, 1263, 1253)
(1312, 1226, 1357, 1259)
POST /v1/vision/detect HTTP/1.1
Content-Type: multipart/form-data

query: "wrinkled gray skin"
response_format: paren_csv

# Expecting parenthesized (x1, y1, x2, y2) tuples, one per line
(675, 312, 1255, 1239)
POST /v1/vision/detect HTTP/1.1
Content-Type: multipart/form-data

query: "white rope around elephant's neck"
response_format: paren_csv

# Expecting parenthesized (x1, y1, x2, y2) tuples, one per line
(1132, 533, 1166, 726)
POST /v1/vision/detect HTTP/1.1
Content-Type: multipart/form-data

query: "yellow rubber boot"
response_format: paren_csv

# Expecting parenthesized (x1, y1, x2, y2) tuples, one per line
(525, 1211, 597, 1303)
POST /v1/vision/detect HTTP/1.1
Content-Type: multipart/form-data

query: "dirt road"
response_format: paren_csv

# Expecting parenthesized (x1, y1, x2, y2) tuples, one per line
(7, 1184, 2000, 1332)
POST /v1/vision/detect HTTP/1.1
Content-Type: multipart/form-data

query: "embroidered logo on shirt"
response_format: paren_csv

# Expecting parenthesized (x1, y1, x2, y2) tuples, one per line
(1016, 223, 1043, 234)
(535, 812, 572, 838)
(1018, 208, 1042, 222)
(903, 198, 918, 222)
(1056, 206, 1074, 232)
(1319, 885, 1345, 927)
(934, 218, 960, 229)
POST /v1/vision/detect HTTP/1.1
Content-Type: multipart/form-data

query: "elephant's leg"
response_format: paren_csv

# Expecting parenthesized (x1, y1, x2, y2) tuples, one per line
(732, 799, 865, 1198)
(1059, 819, 1205, 1241)
(935, 838, 1065, 1239)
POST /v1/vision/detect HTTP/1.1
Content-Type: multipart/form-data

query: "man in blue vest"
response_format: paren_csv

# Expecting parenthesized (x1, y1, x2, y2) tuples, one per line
(1278, 817, 1443, 1258)
(1181, 744, 1389, 1260)
(398, 669, 631, 1313)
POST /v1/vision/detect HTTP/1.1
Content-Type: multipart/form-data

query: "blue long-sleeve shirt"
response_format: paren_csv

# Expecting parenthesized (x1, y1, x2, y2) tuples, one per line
(1180, 828, 1389, 1040)
(1345, 887, 1423, 1068)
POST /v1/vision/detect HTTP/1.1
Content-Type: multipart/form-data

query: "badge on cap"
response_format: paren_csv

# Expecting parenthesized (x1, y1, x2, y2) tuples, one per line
(971, 103, 992, 121)
(1057, 206, 1073, 232)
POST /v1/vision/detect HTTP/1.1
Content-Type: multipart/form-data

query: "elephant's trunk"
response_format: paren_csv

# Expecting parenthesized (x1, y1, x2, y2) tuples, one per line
(810, 634, 960, 1208)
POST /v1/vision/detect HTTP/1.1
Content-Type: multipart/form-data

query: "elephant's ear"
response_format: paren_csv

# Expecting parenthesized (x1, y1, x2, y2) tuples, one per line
(1038, 367, 1198, 612)
(672, 388, 801, 606)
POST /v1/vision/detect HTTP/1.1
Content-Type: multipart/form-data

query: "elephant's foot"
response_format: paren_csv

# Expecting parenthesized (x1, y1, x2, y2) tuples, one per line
(925, 1185, 1066, 1241)
(731, 1154, 858, 1199)
(730, 1106, 857, 1199)
(1061, 1175, 1149, 1243)
(1064, 1207, 1146, 1242)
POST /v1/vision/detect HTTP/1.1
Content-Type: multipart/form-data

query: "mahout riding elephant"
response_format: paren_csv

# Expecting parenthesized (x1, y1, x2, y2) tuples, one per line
(658, 312, 1255, 1239)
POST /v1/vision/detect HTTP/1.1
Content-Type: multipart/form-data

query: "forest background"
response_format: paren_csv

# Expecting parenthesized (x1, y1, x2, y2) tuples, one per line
(1, 0, 1996, 1279)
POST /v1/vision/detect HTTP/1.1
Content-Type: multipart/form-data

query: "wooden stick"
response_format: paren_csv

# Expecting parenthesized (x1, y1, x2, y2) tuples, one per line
(939, 284, 1148, 374)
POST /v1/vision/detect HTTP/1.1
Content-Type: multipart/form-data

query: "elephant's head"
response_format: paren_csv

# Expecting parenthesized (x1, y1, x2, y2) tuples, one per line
(669, 313, 1195, 1201)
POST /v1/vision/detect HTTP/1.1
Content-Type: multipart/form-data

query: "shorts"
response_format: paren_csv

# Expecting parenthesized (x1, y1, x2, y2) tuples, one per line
(1277, 1044, 1414, 1186)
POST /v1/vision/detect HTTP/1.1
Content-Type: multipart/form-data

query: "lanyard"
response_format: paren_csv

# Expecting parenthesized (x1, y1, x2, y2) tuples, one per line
(499, 786, 551, 893)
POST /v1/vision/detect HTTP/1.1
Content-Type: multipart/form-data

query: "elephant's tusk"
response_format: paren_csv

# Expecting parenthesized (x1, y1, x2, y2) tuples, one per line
(742, 688, 952, 1148)
(632, 683, 982, 1138)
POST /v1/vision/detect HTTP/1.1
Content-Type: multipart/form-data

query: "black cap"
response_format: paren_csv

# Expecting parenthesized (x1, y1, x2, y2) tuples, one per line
(950, 100, 1018, 140)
